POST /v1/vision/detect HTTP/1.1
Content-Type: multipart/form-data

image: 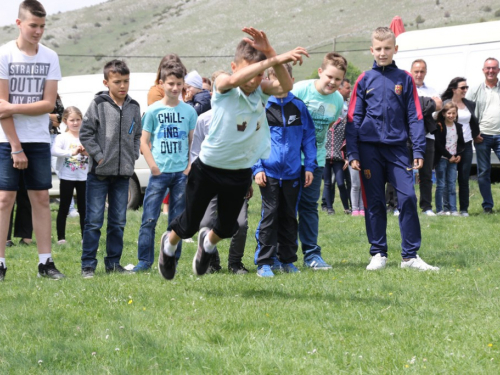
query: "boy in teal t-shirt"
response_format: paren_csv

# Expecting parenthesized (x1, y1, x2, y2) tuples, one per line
(134, 62, 197, 272)
(291, 52, 346, 270)
(158, 27, 309, 280)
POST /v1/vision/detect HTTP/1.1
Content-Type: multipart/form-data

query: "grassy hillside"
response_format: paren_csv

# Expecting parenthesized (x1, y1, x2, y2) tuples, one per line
(1, 0, 499, 80)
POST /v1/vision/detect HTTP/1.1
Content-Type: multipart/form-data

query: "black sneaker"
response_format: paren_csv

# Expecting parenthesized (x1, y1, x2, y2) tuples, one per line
(207, 251, 222, 274)
(158, 231, 176, 280)
(5, 240, 14, 247)
(192, 227, 211, 276)
(228, 262, 249, 275)
(0, 262, 7, 281)
(81, 267, 95, 279)
(38, 259, 65, 279)
(105, 264, 132, 274)
(484, 207, 493, 214)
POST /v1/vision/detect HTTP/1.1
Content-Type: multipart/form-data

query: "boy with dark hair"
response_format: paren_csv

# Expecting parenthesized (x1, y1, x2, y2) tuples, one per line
(80, 59, 142, 278)
(134, 62, 197, 272)
(346, 27, 439, 271)
(291, 52, 346, 270)
(253, 64, 317, 277)
(0, 0, 65, 280)
(158, 27, 308, 280)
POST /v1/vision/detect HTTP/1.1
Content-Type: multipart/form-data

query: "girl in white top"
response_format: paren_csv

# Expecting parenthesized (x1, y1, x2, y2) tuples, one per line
(51, 107, 88, 244)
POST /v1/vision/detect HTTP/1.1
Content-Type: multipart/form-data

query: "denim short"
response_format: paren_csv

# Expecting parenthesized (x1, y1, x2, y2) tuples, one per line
(0, 142, 52, 191)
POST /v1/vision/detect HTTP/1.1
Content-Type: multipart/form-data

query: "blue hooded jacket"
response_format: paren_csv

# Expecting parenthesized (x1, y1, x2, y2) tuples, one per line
(252, 92, 317, 180)
(346, 61, 426, 162)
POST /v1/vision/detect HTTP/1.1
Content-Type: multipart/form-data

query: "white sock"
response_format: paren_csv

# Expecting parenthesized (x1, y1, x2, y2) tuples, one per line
(39, 253, 52, 265)
(163, 237, 177, 257)
(203, 235, 216, 253)
(0, 258, 5, 268)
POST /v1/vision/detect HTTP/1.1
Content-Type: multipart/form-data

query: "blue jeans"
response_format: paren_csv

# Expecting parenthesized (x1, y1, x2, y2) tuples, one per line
(323, 160, 349, 210)
(298, 166, 323, 258)
(137, 172, 187, 266)
(81, 174, 130, 270)
(457, 141, 473, 212)
(475, 134, 500, 209)
(435, 158, 457, 213)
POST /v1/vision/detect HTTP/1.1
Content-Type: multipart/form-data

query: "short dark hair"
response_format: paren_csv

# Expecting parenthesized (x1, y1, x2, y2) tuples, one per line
(234, 39, 266, 64)
(103, 59, 130, 80)
(19, 0, 46, 19)
(160, 62, 185, 82)
(341, 78, 351, 86)
(154, 54, 186, 85)
(321, 52, 347, 72)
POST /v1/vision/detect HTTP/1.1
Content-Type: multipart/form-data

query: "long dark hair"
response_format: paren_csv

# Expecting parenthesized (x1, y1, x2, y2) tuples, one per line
(441, 77, 466, 101)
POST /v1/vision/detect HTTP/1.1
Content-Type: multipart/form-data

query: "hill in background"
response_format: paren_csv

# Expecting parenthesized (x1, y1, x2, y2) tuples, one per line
(1, 0, 499, 80)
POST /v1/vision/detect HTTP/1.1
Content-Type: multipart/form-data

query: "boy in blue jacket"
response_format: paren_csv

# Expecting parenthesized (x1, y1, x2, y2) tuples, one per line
(253, 64, 317, 277)
(346, 27, 439, 271)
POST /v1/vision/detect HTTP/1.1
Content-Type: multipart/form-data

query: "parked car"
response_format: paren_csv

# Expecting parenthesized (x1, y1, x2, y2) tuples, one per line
(49, 73, 157, 209)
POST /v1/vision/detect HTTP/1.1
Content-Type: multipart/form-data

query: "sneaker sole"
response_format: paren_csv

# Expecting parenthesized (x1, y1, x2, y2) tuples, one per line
(37, 273, 64, 280)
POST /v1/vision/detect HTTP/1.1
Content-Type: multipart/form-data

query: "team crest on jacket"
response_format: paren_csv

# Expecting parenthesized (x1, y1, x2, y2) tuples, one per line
(395, 84, 403, 95)
(364, 169, 371, 179)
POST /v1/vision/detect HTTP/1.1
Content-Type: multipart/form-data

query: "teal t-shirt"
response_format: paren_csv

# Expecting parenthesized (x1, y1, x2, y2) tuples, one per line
(199, 84, 271, 170)
(142, 100, 197, 173)
(292, 79, 343, 167)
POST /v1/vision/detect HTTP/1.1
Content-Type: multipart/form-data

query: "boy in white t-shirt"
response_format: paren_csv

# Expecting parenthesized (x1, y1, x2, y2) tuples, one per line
(0, 0, 65, 280)
(158, 27, 309, 280)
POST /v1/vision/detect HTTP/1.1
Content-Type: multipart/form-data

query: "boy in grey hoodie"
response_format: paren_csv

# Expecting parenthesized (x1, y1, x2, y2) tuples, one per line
(80, 60, 142, 278)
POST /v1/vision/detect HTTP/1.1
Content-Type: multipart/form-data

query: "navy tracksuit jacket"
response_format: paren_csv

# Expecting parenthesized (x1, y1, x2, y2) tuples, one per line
(346, 61, 425, 258)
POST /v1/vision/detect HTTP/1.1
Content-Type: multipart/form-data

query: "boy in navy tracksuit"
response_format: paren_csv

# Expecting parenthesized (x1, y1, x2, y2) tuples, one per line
(346, 27, 439, 271)
(253, 64, 317, 277)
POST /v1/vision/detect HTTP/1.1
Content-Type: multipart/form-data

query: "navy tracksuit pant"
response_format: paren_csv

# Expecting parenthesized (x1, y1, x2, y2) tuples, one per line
(254, 177, 301, 265)
(359, 142, 421, 258)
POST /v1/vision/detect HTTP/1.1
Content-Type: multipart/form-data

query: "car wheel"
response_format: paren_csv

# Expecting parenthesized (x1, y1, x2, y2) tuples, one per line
(128, 177, 142, 210)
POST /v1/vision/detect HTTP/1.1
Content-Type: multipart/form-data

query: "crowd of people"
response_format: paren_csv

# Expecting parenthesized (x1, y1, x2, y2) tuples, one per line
(0, 1, 499, 281)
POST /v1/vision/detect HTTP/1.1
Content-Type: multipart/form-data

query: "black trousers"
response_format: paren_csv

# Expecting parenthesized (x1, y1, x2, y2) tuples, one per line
(170, 158, 252, 240)
(255, 177, 300, 265)
(419, 138, 435, 211)
(7, 177, 32, 240)
(57, 179, 86, 240)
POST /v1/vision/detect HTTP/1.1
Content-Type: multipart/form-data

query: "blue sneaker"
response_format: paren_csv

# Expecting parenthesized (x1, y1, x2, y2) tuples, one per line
(271, 257, 283, 272)
(282, 263, 300, 273)
(303, 254, 332, 270)
(133, 261, 151, 272)
(257, 265, 274, 278)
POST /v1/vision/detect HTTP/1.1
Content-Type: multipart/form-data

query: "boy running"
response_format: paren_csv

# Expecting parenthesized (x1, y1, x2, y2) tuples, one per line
(158, 27, 308, 280)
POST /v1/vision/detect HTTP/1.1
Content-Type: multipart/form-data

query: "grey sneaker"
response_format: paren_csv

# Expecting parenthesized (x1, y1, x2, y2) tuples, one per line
(192, 227, 212, 276)
(81, 267, 95, 279)
(38, 259, 65, 279)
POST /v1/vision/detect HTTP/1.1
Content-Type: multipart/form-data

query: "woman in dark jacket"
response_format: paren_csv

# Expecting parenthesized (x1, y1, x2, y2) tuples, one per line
(441, 77, 479, 216)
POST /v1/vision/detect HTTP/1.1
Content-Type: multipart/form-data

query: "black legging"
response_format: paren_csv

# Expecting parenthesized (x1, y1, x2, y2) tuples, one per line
(57, 179, 86, 240)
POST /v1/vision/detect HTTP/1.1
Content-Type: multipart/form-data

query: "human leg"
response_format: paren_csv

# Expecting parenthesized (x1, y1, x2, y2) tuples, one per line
(457, 141, 472, 213)
(167, 172, 188, 260)
(56, 179, 75, 241)
(81, 174, 108, 270)
(333, 161, 349, 210)
(434, 158, 447, 213)
(75, 180, 87, 237)
(323, 163, 334, 210)
(475, 135, 494, 209)
(13, 177, 32, 240)
(276, 178, 300, 264)
(254, 177, 280, 266)
(446, 161, 458, 213)
(349, 166, 364, 211)
(104, 177, 130, 269)
(228, 199, 248, 268)
(419, 138, 435, 212)
(298, 166, 323, 257)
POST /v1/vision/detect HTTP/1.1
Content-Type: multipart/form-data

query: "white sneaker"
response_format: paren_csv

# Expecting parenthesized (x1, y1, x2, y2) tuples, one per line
(57, 239, 67, 245)
(366, 253, 387, 270)
(393, 209, 400, 216)
(423, 210, 436, 216)
(451, 211, 460, 217)
(68, 209, 79, 218)
(460, 211, 469, 217)
(401, 255, 439, 271)
(437, 211, 449, 216)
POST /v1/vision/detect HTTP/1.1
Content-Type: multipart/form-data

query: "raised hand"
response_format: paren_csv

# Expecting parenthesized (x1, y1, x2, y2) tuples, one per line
(242, 27, 275, 57)
(281, 47, 309, 66)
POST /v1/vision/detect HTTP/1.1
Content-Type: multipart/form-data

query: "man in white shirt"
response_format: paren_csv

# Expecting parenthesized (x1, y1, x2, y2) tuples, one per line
(466, 57, 500, 213)
(410, 59, 442, 216)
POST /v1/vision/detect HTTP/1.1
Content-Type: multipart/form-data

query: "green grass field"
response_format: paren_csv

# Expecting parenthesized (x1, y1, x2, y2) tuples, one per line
(1, 181, 500, 373)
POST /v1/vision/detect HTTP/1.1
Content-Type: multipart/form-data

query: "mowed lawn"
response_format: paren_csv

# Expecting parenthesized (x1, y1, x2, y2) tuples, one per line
(1, 180, 499, 374)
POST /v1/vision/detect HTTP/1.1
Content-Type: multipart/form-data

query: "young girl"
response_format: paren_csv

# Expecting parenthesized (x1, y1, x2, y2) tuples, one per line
(51, 107, 88, 244)
(434, 102, 465, 216)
